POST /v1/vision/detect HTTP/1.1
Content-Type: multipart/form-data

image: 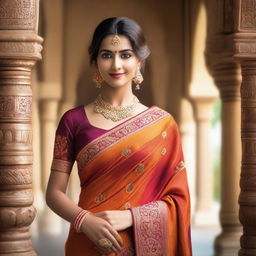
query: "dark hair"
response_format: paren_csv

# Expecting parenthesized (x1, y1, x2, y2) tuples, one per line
(88, 17, 150, 70)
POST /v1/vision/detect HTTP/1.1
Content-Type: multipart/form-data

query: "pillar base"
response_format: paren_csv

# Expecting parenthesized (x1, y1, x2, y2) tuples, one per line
(214, 229, 241, 256)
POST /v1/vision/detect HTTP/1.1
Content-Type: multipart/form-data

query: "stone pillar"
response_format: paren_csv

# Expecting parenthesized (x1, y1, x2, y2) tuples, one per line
(193, 97, 217, 226)
(39, 99, 62, 234)
(204, 0, 243, 254)
(233, 1, 256, 254)
(0, 0, 43, 255)
(211, 62, 242, 256)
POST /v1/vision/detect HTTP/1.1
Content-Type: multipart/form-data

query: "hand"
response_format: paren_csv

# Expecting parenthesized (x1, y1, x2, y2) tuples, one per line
(94, 210, 133, 231)
(80, 213, 123, 255)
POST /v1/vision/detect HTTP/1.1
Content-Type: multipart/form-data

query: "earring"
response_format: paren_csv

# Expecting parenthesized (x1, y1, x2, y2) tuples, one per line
(133, 68, 143, 90)
(92, 70, 103, 88)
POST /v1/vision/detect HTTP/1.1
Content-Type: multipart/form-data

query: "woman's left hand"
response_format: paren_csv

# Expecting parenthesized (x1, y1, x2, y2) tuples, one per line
(94, 210, 133, 231)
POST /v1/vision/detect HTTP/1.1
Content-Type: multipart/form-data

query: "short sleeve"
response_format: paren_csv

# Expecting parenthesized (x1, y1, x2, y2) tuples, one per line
(50, 110, 75, 174)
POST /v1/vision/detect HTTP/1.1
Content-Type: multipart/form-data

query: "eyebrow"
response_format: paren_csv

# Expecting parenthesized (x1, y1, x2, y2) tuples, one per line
(99, 49, 134, 53)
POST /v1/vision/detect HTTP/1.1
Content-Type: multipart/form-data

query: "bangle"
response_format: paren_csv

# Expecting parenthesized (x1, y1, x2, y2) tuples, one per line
(73, 209, 90, 233)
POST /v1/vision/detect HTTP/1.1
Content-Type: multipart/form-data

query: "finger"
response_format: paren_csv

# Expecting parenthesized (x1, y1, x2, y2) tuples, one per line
(104, 229, 122, 252)
(107, 225, 123, 246)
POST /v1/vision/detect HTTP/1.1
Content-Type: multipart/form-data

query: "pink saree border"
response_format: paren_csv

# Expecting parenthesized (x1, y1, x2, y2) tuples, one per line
(76, 107, 169, 169)
(130, 201, 168, 256)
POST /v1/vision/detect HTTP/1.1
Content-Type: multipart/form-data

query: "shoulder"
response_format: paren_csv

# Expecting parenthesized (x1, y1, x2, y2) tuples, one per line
(57, 105, 84, 131)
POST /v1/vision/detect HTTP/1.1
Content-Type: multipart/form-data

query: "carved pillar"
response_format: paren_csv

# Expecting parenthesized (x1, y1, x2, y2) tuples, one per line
(208, 58, 242, 256)
(233, 1, 256, 255)
(193, 97, 217, 226)
(0, 1, 42, 255)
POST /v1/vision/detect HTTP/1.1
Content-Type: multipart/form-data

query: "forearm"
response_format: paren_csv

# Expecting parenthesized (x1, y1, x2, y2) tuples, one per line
(46, 188, 82, 224)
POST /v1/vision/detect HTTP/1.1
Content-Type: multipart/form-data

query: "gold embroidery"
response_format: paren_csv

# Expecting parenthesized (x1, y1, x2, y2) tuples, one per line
(175, 161, 185, 173)
(54, 135, 69, 160)
(95, 194, 105, 203)
(135, 163, 144, 174)
(162, 131, 167, 138)
(126, 183, 134, 193)
(122, 148, 132, 157)
(161, 147, 167, 155)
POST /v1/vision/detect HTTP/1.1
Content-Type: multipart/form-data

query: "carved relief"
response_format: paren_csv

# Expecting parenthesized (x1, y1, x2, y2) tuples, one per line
(242, 108, 256, 123)
(0, 0, 36, 30)
(0, 42, 42, 56)
(0, 167, 32, 185)
(236, 43, 256, 54)
(0, 206, 35, 228)
(242, 140, 256, 163)
(0, 96, 32, 119)
(240, 0, 256, 30)
(0, 129, 32, 145)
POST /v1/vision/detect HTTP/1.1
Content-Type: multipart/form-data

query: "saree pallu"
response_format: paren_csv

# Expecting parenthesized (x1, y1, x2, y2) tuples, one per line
(53, 106, 192, 256)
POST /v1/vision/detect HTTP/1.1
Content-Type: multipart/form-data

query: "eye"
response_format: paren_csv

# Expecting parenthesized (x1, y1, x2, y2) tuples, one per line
(101, 53, 112, 59)
(121, 53, 132, 59)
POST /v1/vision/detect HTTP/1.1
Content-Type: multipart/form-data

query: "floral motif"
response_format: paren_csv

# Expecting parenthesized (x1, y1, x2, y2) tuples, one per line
(53, 135, 69, 160)
(131, 201, 168, 255)
(175, 161, 185, 173)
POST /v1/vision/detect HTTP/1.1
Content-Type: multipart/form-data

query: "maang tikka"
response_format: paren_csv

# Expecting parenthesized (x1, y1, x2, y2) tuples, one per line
(133, 68, 143, 90)
(111, 33, 121, 46)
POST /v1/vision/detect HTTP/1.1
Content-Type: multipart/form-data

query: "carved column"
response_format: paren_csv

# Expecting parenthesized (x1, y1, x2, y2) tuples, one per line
(233, 1, 256, 255)
(0, 1, 42, 255)
(193, 97, 217, 226)
(207, 58, 242, 256)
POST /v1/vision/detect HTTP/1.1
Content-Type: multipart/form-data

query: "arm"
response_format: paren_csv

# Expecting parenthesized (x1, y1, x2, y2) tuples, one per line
(46, 170, 123, 254)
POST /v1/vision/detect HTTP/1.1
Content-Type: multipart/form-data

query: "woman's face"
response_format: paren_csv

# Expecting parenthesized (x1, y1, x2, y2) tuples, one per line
(96, 34, 141, 88)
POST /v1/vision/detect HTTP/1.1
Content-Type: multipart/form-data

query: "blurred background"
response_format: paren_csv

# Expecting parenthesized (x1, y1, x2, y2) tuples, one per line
(31, 0, 242, 255)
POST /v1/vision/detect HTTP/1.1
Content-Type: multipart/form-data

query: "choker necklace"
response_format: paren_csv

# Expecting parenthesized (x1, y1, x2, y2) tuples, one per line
(93, 94, 140, 122)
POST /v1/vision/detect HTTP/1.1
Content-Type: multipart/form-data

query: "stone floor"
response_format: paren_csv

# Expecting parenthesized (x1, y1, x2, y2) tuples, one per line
(32, 225, 221, 256)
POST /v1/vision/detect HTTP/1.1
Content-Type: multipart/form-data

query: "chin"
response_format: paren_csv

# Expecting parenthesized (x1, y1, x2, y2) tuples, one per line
(105, 81, 130, 88)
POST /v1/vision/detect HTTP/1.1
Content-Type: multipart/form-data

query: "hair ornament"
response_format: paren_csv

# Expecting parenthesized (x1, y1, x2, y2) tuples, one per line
(111, 34, 121, 46)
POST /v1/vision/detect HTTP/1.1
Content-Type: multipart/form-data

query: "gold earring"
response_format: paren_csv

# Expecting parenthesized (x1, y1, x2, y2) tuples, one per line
(133, 68, 143, 90)
(92, 70, 103, 88)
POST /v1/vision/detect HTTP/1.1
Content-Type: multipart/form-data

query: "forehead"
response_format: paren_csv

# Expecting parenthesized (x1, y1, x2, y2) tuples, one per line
(99, 35, 132, 51)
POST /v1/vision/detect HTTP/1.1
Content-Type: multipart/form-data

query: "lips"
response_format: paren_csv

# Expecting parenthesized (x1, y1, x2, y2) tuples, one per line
(109, 73, 124, 78)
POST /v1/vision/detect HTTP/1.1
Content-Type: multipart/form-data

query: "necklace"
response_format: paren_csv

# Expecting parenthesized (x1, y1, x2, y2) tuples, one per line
(93, 94, 140, 122)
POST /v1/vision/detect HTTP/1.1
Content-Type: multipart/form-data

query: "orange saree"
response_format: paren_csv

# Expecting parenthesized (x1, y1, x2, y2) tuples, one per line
(51, 106, 192, 256)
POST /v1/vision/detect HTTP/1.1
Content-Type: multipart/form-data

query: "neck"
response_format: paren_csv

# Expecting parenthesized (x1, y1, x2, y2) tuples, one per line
(100, 83, 135, 107)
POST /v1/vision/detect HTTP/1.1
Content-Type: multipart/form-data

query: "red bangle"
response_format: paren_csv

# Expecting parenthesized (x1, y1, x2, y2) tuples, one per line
(73, 209, 89, 233)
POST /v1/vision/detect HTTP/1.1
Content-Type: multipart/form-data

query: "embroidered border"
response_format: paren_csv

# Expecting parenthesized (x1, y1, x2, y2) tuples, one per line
(53, 134, 69, 160)
(51, 158, 73, 174)
(131, 201, 168, 256)
(76, 107, 169, 168)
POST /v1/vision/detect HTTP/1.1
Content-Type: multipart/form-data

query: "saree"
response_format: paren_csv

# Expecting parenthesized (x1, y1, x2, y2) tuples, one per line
(51, 105, 192, 256)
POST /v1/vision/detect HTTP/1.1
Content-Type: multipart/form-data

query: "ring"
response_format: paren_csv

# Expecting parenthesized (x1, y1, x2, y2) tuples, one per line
(98, 238, 113, 249)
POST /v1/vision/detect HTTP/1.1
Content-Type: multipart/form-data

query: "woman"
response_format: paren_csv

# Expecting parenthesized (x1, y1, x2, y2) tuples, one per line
(46, 17, 192, 256)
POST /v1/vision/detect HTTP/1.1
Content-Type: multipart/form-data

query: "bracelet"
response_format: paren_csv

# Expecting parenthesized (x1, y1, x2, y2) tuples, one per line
(73, 209, 90, 233)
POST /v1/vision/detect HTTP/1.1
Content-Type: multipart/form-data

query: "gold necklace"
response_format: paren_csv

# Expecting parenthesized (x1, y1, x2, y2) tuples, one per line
(93, 94, 140, 122)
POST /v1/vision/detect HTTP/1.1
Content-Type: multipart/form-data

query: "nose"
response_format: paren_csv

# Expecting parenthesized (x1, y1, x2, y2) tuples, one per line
(112, 55, 121, 70)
